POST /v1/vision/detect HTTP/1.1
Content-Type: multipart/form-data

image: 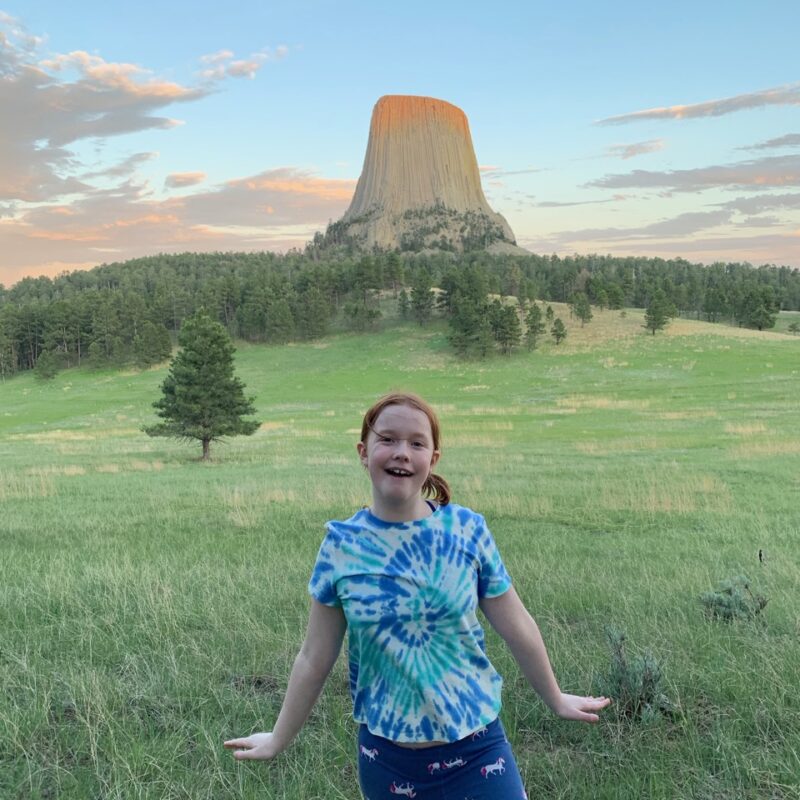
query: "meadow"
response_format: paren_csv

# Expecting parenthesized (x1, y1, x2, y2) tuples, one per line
(1, 305, 798, 799)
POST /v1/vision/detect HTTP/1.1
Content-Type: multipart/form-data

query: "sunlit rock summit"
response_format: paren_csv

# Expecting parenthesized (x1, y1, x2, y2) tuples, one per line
(317, 95, 527, 254)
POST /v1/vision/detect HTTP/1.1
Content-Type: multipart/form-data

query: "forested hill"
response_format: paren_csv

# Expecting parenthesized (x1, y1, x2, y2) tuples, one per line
(1, 249, 798, 379)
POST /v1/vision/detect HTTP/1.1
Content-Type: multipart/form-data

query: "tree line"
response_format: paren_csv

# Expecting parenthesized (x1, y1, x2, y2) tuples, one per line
(1, 249, 797, 380)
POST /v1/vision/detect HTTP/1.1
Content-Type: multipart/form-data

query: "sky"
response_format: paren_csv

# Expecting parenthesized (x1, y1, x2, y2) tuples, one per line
(1, 0, 799, 287)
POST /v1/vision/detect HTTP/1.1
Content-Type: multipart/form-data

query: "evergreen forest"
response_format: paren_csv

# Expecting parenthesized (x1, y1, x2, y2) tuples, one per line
(2, 248, 798, 379)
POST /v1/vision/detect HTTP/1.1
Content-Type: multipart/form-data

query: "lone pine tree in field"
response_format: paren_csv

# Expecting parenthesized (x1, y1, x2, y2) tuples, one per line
(144, 310, 259, 460)
(644, 290, 674, 335)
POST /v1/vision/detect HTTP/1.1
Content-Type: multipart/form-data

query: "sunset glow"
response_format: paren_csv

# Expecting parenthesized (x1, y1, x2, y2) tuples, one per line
(1, 2, 798, 285)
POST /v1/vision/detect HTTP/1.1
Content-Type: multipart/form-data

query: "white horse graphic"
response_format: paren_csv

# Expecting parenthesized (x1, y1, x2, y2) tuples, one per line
(389, 782, 417, 797)
(359, 744, 378, 762)
(480, 756, 506, 778)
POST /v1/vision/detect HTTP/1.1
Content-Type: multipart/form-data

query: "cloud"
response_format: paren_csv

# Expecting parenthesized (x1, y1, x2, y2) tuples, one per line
(198, 46, 288, 81)
(165, 172, 206, 188)
(479, 166, 543, 178)
(548, 209, 733, 244)
(597, 82, 800, 124)
(0, 17, 287, 206)
(536, 198, 617, 208)
(82, 152, 158, 180)
(719, 192, 800, 215)
(0, 21, 206, 202)
(0, 167, 356, 280)
(588, 154, 800, 193)
(606, 139, 665, 160)
(740, 133, 800, 151)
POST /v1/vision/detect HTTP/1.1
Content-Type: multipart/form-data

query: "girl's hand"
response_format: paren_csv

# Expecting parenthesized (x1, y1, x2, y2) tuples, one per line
(223, 731, 283, 760)
(552, 693, 611, 723)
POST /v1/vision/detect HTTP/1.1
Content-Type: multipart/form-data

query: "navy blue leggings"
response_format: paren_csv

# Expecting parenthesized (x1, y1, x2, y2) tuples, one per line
(357, 717, 527, 799)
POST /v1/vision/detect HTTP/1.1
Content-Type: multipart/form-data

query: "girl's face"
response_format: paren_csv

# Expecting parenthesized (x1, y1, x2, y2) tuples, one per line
(357, 403, 440, 518)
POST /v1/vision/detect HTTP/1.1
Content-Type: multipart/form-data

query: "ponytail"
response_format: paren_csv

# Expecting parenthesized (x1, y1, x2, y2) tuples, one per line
(423, 472, 451, 506)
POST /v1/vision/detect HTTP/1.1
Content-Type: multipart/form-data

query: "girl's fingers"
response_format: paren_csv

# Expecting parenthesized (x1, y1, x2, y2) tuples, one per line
(223, 738, 251, 749)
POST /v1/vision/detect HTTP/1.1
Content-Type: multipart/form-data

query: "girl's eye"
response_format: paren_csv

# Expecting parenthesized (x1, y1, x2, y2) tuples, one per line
(411, 441, 425, 448)
(379, 436, 394, 443)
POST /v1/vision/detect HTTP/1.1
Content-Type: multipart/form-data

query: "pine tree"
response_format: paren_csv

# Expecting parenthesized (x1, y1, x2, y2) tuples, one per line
(525, 302, 546, 350)
(572, 292, 593, 326)
(134, 321, 172, 367)
(490, 301, 521, 354)
(397, 288, 410, 320)
(551, 317, 567, 344)
(644, 290, 673, 335)
(143, 310, 259, 460)
(411, 271, 434, 325)
(34, 349, 59, 380)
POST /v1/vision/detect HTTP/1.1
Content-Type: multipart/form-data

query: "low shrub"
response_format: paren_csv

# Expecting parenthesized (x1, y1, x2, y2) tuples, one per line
(700, 575, 768, 621)
(596, 627, 675, 722)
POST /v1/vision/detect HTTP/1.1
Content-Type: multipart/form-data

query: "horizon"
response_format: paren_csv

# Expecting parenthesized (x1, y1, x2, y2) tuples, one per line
(1, 1, 799, 287)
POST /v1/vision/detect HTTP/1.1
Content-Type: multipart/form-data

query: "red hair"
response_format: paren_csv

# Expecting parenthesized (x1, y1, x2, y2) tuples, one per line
(360, 392, 451, 505)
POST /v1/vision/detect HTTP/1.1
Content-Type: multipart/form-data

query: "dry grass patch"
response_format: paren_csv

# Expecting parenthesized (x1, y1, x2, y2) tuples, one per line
(730, 440, 800, 458)
(0, 471, 56, 499)
(600, 472, 733, 515)
(128, 460, 164, 471)
(24, 464, 86, 476)
(9, 430, 95, 442)
(665, 318, 793, 340)
(656, 410, 719, 420)
(599, 357, 630, 369)
(96, 463, 121, 473)
(724, 422, 768, 435)
(557, 395, 650, 411)
(259, 421, 287, 431)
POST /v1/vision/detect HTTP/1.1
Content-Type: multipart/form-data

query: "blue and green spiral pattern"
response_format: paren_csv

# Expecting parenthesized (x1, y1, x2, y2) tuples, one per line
(308, 503, 512, 743)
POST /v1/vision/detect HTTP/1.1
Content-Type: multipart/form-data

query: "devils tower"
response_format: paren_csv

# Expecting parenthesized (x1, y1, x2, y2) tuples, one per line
(319, 95, 526, 254)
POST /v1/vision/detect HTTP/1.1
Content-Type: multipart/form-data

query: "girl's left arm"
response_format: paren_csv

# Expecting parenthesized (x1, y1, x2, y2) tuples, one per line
(479, 586, 610, 723)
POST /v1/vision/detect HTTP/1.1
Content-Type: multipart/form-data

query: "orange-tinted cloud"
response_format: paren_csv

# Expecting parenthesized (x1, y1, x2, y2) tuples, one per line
(0, 168, 356, 283)
(598, 82, 800, 125)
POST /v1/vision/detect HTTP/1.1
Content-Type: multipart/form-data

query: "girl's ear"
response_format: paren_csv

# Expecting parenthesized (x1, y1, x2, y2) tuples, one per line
(430, 449, 441, 470)
(357, 441, 368, 466)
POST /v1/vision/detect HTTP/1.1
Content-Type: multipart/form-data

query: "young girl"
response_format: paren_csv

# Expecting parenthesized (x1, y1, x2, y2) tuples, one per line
(225, 392, 610, 798)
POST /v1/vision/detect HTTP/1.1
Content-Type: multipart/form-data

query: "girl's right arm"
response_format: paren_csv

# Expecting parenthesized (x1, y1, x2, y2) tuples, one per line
(223, 599, 347, 760)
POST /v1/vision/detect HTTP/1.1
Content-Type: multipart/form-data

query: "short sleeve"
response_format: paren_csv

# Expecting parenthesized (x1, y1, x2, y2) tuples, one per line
(476, 516, 512, 599)
(308, 528, 343, 607)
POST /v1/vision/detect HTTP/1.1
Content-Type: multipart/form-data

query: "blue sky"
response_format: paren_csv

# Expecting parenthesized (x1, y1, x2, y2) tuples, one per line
(1, 1, 799, 285)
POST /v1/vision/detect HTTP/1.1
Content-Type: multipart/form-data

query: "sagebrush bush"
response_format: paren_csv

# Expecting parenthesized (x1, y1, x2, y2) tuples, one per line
(596, 627, 675, 722)
(700, 575, 768, 621)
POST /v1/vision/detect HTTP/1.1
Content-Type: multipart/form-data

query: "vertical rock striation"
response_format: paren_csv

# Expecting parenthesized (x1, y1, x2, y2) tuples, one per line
(322, 95, 524, 254)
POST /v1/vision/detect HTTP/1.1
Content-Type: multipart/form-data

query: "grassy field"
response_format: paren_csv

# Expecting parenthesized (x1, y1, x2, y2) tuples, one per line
(1, 306, 799, 799)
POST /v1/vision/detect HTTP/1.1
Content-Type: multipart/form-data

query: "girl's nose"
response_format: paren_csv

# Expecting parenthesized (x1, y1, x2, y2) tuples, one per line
(393, 441, 410, 458)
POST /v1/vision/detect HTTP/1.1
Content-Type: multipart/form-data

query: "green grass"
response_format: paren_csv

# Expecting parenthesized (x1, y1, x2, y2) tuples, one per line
(1, 308, 799, 799)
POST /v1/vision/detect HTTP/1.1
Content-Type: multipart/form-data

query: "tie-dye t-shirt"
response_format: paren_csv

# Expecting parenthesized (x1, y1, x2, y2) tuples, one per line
(308, 503, 512, 743)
